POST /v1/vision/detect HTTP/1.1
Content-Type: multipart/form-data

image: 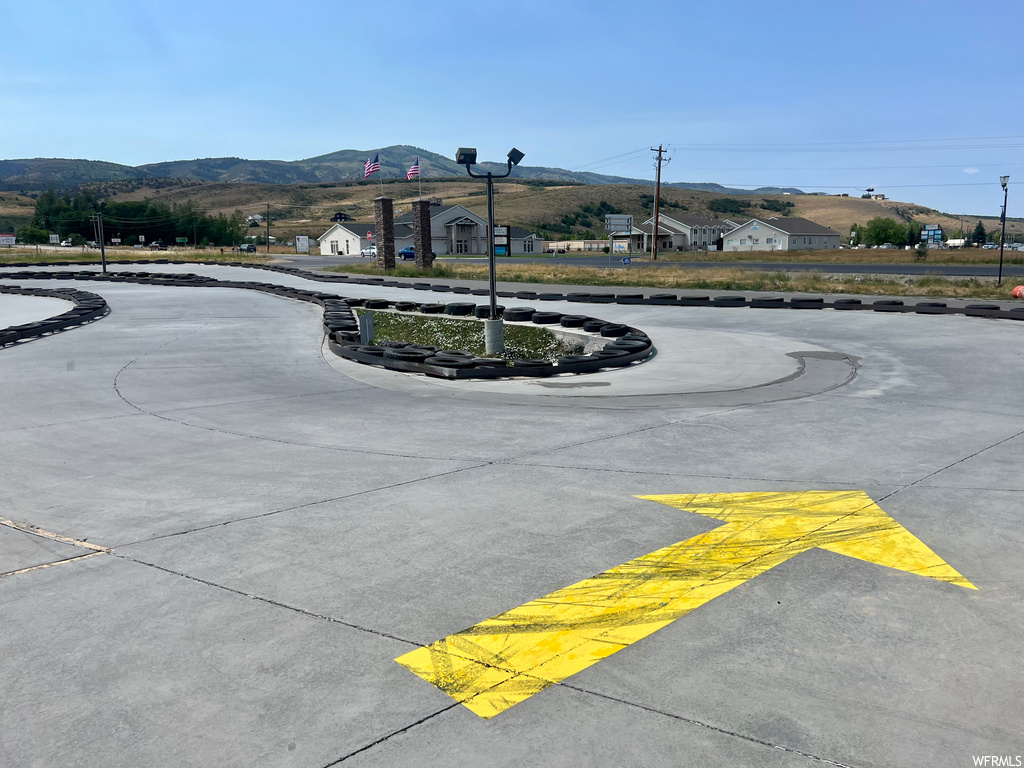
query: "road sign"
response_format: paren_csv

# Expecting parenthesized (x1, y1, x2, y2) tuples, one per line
(139, 235, 145, 243)
(176, 237, 187, 244)
(493, 226, 508, 236)
(0, 234, 15, 246)
(621, 257, 631, 265)
(111, 238, 121, 244)
(396, 490, 973, 718)
(604, 214, 633, 233)
(295, 235, 309, 254)
(49, 234, 59, 244)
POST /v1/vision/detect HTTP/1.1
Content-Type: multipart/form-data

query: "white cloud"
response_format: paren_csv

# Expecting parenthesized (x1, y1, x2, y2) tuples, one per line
(963, 167, 980, 174)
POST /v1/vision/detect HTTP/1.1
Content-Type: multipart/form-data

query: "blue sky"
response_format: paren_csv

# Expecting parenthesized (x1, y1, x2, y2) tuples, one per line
(4, 0, 1022, 216)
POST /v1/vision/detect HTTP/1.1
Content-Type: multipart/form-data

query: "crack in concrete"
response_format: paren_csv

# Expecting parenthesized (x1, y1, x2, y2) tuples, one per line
(559, 683, 860, 768)
(319, 704, 460, 766)
(111, 462, 491, 549)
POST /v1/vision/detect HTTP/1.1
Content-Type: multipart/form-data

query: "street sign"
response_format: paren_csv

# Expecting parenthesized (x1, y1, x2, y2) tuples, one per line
(295, 235, 309, 254)
(604, 214, 633, 233)
(0, 234, 15, 246)
(493, 226, 508, 236)
(494, 236, 508, 245)
(621, 257, 631, 265)
(139, 235, 145, 243)
(397, 490, 974, 718)
(49, 234, 59, 244)
(111, 238, 121, 244)
(176, 237, 187, 244)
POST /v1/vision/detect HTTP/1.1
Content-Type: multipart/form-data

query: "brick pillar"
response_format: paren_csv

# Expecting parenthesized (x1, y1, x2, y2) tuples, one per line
(412, 200, 434, 269)
(374, 196, 395, 272)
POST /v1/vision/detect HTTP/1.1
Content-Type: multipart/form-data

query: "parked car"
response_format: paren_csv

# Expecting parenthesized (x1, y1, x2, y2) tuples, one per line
(86, 240, 99, 249)
(149, 241, 169, 250)
(982, 243, 998, 250)
(397, 247, 436, 261)
(360, 245, 377, 257)
(59, 240, 72, 247)
(238, 243, 257, 253)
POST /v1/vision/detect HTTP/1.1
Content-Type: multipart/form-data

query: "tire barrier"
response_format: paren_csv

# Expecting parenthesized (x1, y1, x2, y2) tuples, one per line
(0, 284, 110, 348)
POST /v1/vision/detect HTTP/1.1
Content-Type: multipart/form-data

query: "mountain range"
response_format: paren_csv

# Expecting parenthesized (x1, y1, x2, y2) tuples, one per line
(0, 145, 803, 196)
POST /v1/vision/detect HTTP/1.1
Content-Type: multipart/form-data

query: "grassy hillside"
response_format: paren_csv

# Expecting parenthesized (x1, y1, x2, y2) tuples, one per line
(59, 178, 1021, 244)
(0, 192, 38, 234)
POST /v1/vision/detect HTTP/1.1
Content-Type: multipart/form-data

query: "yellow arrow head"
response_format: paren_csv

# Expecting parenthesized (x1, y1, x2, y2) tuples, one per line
(637, 491, 976, 590)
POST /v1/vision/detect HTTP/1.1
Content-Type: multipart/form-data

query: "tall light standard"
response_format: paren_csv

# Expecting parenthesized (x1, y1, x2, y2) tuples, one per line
(998, 175, 1009, 286)
(456, 147, 525, 355)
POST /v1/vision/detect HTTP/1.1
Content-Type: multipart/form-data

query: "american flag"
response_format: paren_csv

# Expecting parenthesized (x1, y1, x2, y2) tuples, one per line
(406, 158, 420, 180)
(363, 153, 380, 179)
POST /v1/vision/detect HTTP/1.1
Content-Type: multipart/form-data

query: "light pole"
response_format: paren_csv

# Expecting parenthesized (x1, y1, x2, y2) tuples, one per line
(998, 175, 1009, 286)
(456, 147, 525, 355)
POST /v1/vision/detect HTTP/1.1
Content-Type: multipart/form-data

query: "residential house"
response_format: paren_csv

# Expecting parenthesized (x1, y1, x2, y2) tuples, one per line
(639, 214, 736, 252)
(723, 217, 841, 252)
(317, 202, 542, 256)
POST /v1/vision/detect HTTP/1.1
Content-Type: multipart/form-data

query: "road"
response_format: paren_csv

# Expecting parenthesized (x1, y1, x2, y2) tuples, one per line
(1, 263, 1021, 767)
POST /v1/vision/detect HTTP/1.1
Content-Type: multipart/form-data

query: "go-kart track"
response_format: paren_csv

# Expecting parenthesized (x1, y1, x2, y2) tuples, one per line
(1, 262, 1021, 768)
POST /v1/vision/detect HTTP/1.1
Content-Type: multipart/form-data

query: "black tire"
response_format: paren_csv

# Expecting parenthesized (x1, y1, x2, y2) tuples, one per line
(437, 349, 473, 358)
(502, 307, 536, 322)
(352, 345, 387, 356)
(474, 305, 505, 318)
(363, 298, 391, 309)
(394, 301, 419, 311)
(470, 358, 508, 367)
(600, 324, 629, 337)
(557, 355, 594, 366)
(559, 315, 588, 327)
(537, 293, 564, 301)
(445, 303, 476, 316)
(430, 285, 453, 292)
(408, 345, 439, 353)
(591, 348, 629, 359)
(649, 293, 677, 301)
(383, 348, 433, 361)
(511, 358, 550, 368)
(424, 355, 474, 368)
(419, 303, 446, 314)
(531, 311, 562, 324)
(582, 320, 608, 332)
(380, 340, 409, 348)
(605, 339, 649, 351)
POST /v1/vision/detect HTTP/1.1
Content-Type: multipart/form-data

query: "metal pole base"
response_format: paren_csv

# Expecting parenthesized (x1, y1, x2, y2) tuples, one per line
(483, 318, 505, 356)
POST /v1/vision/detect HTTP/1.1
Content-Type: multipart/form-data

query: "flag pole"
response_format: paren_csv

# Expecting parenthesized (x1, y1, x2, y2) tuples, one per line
(378, 151, 384, 195)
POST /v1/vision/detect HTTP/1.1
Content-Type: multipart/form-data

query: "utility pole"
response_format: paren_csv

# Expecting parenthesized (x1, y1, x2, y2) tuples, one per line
(651, 145, 666, 261)
(266, 203, 271, 255)
(96, 212, 107, 274)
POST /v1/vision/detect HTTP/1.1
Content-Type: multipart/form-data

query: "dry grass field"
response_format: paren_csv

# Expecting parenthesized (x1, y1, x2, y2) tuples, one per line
(328, 262, 1024, 300)
(98, 179, 1020, 245)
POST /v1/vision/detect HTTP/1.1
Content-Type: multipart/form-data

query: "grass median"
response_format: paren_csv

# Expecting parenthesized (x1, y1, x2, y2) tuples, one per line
(326, 263, 1023, 300)
(355, 309, 584, 361)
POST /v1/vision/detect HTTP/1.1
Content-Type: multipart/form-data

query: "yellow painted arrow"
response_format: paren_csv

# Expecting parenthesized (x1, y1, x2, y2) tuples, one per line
(396, 491, 974, 718)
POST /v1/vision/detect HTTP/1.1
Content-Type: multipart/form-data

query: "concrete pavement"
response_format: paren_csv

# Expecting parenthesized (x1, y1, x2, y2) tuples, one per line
(0, 264, 1021, 767)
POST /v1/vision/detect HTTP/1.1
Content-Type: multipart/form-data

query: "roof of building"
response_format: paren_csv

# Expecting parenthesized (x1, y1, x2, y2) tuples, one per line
(394, 203, 477, 225)
(755, 217, 837, 235)
(509, 226, 539, 238)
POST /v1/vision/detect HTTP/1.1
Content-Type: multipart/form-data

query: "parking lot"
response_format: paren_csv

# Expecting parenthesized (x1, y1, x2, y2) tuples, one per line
(1, 263, 1021, 767)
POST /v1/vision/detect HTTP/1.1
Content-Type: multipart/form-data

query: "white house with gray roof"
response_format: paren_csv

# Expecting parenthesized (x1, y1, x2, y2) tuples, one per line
(723, 217, 841, 252)
(317, 202, 542, 256)
(639, 213, 736, 252)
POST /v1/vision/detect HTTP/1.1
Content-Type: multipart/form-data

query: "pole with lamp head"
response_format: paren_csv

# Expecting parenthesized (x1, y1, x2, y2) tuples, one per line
(456, 147, 525, 355)
(998, 175, 1009, 286)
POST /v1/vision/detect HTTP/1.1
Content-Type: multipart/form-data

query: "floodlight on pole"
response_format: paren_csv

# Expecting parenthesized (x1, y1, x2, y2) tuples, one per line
(998, 175, 1010, 286)
(456, 146, 527, 354)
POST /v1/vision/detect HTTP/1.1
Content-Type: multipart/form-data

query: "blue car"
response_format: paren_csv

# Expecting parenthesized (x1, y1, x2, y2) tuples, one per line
(398, 247, 436, 261)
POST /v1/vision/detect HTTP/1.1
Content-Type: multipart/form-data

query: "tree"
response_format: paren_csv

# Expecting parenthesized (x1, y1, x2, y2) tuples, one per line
(972, 221, 987, 246)
(849, 223, 861, 246)
(861, 217, 906, 247)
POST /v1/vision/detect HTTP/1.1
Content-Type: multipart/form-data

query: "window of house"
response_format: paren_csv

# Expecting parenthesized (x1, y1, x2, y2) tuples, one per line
(727, 239, 735, 245)
(345, 241, 350, 254)
(330, 241, 338, 254)
(740, 238, 747, 245)
(456, 239, 469, 254)
(766, 237, 773, 244)
(524, 239, 534, 253)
